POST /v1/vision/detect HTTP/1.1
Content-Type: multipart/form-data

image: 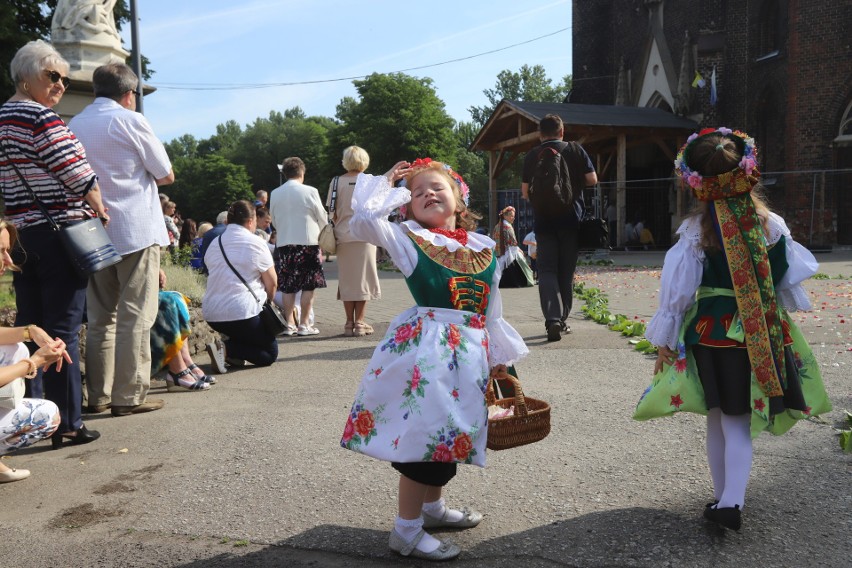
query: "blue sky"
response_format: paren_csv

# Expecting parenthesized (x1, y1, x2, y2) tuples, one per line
(120, 0, 572, 142)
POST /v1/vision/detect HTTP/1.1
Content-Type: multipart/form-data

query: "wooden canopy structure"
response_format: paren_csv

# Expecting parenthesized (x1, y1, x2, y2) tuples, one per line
(470, 100, 699, 244)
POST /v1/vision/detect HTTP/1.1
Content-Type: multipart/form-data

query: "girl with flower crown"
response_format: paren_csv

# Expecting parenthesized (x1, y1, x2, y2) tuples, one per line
(340, 158, 528, 560)
(635, 128, 831, 531)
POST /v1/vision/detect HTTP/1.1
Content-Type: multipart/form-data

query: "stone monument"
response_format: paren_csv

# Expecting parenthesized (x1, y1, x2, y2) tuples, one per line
(50, 0, 131, 121)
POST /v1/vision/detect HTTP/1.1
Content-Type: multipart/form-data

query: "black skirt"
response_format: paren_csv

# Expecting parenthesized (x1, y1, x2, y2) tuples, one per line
(693, 345, 808, 416)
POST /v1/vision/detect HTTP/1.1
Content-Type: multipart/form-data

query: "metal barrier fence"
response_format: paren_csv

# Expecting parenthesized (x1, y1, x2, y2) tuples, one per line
(597, 168, 852, 248)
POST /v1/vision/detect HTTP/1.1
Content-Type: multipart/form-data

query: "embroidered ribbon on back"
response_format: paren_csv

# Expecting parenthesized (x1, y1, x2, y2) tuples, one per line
(710, 170, 785, 398)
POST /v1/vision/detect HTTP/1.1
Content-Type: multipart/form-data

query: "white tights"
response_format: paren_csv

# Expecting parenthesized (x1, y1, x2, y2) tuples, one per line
(706, 408, 752, 509)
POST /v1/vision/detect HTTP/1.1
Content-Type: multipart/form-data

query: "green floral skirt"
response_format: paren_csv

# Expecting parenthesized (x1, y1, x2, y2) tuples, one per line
(633, 311, 832, 438)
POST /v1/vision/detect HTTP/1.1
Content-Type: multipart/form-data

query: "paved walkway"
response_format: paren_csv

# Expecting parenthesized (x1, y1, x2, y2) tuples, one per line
(1, 255, 849, 567)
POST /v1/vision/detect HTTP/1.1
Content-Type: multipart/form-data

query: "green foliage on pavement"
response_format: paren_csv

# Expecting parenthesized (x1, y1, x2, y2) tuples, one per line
(574, 282, 652, 354)
(839, 411, 852, 453)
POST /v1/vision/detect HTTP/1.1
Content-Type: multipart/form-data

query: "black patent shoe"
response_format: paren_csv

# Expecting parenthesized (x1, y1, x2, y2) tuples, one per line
(703, 504, 742, 531)
(52, 424, 101, 450)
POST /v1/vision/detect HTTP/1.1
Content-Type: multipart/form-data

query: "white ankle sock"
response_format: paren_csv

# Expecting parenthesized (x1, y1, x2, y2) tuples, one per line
(394, 516, 440, 553)
(422, 498, 464, 523)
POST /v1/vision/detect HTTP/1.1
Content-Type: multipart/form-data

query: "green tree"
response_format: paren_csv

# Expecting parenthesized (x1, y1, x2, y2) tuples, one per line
(1, 1, 150, 101)
(164, 134, 199, 160)
(453, 121, 489, 216)
(333, 73, 457, 174)
(222, 108, 336, 198)
(167, 154, 252, 224)
(468, 64, 572, 126)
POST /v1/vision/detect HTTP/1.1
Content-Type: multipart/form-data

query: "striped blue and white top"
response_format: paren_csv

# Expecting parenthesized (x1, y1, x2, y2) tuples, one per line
(0, 100, 97, 229)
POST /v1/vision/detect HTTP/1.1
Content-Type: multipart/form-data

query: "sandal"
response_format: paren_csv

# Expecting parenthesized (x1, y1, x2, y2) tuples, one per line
(353, 321, 374, 337)
(344, 321, 355, 337)
(188, 363, 216, 384)
(166, 368, 210, 392)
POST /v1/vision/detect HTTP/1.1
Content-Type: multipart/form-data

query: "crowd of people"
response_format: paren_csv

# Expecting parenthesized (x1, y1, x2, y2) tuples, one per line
(0, 39, 833, 562)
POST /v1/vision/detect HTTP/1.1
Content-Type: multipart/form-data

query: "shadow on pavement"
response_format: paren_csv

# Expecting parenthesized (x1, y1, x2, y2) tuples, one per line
(171, 507, 747, 568)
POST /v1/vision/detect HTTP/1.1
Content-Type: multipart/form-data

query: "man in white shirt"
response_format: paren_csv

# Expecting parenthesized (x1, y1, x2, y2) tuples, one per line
(69, 63, 174, 418)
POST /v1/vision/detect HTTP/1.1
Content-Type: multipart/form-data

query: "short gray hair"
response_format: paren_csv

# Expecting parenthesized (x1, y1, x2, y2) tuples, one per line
(215, 211, 228, 225)
(10, 40, 68, 85)
(342, 146, 369, 172)
(93, 63, 138, 100)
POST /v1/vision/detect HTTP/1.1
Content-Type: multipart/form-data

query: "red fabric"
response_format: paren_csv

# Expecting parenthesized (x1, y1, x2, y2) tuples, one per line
(428, 227, 468, 246)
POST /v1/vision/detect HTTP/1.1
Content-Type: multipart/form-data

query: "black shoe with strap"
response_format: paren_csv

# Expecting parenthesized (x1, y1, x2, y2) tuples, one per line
(703, 504, 742, 531)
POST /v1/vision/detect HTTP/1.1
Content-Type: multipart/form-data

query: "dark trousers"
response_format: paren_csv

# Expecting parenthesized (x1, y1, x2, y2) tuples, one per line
(14, 228, 88, 434)
(208, 316, 278, 367)
(536, 226, 579, 324)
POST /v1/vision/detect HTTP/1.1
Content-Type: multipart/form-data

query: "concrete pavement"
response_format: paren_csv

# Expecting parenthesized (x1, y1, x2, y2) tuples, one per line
(1, 256, 849, 567)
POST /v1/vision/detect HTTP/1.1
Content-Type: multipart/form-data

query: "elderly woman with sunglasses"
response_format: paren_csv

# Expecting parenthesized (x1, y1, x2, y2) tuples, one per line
(0, 40, 108, 449)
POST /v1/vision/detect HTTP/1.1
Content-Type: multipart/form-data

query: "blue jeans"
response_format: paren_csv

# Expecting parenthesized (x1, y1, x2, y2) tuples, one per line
(14, 228, 88, 434)
(208, 315, 278, 367)
(535, 226, 579, 324)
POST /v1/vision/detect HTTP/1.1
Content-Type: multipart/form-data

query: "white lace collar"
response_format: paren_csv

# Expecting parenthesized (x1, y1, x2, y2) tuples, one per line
(402, 220, 495, 252)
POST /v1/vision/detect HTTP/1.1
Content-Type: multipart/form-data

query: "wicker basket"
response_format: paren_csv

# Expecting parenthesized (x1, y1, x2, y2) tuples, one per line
(486, 369, 551, 451)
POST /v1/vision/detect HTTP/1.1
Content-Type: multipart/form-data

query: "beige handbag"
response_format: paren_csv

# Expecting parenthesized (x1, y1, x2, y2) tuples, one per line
(318, 177, 339, 255)
(0, 377, 25, 410)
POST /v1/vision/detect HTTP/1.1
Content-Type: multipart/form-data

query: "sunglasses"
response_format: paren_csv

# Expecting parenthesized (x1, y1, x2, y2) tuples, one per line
(45, 70, 71, 89)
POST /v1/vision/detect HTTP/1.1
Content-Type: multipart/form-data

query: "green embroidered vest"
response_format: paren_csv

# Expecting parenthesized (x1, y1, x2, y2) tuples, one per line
(404, 233, 496, 314)
(685, 235, 789, 347)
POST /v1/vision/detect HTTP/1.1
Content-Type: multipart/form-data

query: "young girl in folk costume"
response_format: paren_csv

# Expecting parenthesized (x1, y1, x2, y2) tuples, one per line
(341, 158, 528, 560)
(635, 128, 831, 531)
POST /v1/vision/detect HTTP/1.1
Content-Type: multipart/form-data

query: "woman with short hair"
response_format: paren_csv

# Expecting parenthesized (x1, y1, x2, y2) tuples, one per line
(0, 40, 108, 448)
(202, 200, 278, 367)
(268, 157, 328, 336)
(327, 146, 381, 337)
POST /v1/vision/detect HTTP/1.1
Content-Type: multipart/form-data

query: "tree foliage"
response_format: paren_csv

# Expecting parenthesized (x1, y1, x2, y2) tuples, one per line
(468, 64, 572, 126)
(333, 73, 457, 174)
(166, 154, 253, 225)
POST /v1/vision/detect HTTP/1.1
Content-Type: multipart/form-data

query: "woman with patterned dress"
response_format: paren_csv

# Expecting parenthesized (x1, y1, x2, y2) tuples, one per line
(0, 219, 65, 482)
(635, 128, 831, 531)
(340, 159, 528, 560)
(492, 205, 534, 288)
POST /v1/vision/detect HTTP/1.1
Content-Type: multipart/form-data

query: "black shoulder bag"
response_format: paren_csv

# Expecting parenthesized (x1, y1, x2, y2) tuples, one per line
(217, 234, 287, 336)
(0, 143, 122, 276)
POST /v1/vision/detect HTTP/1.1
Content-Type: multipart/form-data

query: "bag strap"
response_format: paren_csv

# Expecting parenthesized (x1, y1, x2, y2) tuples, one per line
(0, 142, 61, 231)
(327, 176, 339, 223)
(217, 234, 262, 305)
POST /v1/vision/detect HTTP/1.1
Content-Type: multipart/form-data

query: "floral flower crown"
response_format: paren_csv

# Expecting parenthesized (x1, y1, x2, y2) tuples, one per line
(674, 127, 758, 190)
(405, 157, 470, 206)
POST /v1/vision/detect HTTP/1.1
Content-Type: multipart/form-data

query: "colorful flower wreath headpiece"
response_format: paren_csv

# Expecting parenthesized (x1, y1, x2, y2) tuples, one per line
(405, 157, 470, 206)
(674, 127, 759, 201)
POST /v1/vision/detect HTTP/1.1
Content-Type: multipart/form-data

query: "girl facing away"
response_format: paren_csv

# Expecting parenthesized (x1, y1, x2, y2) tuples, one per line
(340, 158, 528, 560)
(635, 128, 831, 531)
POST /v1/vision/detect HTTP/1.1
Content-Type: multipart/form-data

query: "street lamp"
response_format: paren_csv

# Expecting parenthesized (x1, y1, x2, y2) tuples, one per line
(277, 163, 283, 186)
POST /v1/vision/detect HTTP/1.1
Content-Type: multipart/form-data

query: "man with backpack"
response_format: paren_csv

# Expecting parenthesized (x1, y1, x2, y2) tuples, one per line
(521, 114, 598, 342)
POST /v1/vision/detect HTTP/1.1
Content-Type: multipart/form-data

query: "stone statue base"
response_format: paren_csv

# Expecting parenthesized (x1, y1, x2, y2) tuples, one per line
(52, 40, 130, 123)
(54, 39, 129, 80)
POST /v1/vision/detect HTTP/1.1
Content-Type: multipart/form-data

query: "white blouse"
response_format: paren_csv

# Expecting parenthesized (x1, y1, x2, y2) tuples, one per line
(645, 212, 818, 350)
(349, 173, 529, 366)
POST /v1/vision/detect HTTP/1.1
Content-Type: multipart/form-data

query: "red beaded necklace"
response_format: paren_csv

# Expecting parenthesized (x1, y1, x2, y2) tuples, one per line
(428, 227, 468, 246)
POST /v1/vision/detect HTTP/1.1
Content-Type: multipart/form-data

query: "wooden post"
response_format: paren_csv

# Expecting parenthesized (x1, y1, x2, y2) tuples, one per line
(616, 134, 627, 246)
(489, 150, 499, 230)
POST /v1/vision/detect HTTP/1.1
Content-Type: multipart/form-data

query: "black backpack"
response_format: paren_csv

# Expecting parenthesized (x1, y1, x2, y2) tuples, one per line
(529, 142, 577, 218)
